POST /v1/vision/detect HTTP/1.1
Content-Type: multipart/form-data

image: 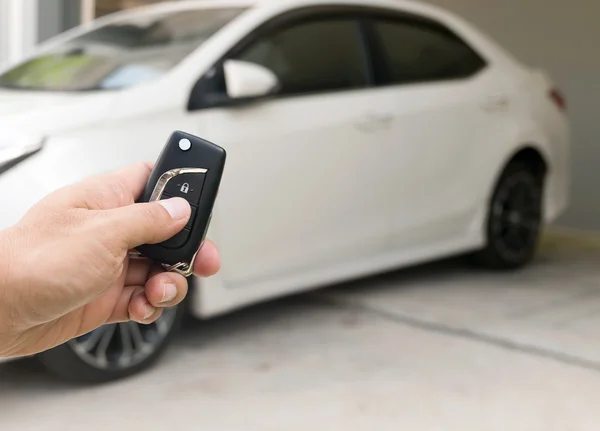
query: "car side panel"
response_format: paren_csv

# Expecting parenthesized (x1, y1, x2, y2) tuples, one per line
(192, 1, 563, 318)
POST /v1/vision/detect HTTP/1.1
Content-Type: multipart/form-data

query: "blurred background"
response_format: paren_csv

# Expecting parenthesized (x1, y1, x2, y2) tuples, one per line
(1, 1, 600, 430)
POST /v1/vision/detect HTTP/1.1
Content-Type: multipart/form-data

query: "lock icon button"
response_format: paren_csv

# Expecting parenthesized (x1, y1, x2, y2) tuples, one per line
(164, 173, 205, 204)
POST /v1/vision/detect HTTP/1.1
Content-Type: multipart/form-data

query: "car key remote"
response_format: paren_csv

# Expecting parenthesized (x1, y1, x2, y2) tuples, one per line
(135, 131, 226, 277)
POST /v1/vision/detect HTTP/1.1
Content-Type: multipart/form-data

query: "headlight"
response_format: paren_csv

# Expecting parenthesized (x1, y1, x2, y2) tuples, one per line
(0, 137, 44, 173)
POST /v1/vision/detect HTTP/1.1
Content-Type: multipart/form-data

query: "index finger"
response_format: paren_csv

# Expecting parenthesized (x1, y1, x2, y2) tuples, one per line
(62, 162, 155, 210)
(104, 162, 155, 203)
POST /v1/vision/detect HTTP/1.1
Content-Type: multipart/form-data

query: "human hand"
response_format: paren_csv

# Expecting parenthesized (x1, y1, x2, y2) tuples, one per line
(0, 163, 220, 358)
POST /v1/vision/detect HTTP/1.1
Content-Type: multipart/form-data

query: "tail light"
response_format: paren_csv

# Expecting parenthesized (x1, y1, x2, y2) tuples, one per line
(550, 88, 566, 111)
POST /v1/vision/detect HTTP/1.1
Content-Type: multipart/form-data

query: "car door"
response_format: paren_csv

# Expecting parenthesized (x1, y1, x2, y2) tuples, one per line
(364, 14, 509, 248)
(187, 12, 392, 286)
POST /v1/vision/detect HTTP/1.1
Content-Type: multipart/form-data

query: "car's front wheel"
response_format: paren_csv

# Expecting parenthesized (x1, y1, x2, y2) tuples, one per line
(38, 305, 183, 383)
(473, 160, 544, 269)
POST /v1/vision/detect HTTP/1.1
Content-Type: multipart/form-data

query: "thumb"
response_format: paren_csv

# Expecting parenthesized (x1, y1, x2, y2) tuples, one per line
(103, 197, 191, 249)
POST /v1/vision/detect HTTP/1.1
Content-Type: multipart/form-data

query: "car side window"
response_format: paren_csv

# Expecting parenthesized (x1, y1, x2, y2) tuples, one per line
(231, 18, 368, 96)
(372, 18, 486, 85)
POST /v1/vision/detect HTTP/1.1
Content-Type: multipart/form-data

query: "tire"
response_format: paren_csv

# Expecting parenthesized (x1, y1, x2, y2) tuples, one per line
(38, 304, 184, 383)
(472, 160, 544, 270)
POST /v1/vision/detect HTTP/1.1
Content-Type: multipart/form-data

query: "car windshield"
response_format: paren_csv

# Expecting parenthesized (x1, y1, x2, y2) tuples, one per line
(0, 7, 247, 91)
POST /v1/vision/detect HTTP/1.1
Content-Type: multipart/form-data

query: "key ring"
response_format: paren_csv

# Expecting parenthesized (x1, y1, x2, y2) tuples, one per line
(163, 261, 193, 277)
(128, 251, 194, 277)
(163, 246, 201, 277)
(129, 238, 202, 278)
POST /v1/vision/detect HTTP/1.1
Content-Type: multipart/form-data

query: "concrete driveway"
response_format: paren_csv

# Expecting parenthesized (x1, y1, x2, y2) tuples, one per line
(1, 235, 600, 430)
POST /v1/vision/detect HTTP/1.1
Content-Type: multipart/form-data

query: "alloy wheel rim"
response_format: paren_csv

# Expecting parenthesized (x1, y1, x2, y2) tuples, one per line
(490, 173, 541, 261)
(68, 307, 177, 370)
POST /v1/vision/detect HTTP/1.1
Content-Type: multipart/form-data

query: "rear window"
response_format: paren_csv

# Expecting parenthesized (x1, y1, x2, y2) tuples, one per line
(373, 18, 486, 85)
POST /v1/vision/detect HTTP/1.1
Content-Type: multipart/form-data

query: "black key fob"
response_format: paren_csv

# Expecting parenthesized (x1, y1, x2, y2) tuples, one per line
(135, 131, 226, 276)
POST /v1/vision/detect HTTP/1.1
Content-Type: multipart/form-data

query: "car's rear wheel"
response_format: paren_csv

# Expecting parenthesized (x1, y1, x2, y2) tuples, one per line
(38, 305, 183, 383)
(472, 160, 544, 269)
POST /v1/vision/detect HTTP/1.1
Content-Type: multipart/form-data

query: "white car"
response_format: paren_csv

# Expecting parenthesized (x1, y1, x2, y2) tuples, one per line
(0, 0, 570, 382)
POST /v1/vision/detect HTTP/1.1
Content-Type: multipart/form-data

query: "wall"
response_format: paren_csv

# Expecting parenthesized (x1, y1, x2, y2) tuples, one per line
(0, 0, 9, 68)
(423, 0, 600, 230)
(37, 0, 65, 42)
(0, 0, 38, 68)
(38, 0, 81, 43)
(96, 0, 163, 17)
(0, 0, 80, 67)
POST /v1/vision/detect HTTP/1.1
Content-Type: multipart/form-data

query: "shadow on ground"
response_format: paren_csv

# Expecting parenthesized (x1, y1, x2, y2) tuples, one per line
(0, 255, 474, 389)
(0, 241, 589, 390)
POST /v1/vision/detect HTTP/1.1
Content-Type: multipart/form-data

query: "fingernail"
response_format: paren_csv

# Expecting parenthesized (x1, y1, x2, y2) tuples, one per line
(144, 303, 156, 320)
(159, 198, 190, 220)
(161, 282, 177, 304)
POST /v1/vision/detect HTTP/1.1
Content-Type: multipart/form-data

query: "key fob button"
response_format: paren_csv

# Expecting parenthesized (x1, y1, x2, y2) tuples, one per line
(161, 192, 197, 230)
(163, 228, 191, 249)
(164, 173, 205, 204)
(185, 205, 198, 230)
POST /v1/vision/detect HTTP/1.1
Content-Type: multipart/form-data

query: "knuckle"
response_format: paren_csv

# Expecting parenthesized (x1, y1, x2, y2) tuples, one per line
(94, 211, 131, 256)
(88, 242, 124, 286)
(109, 178, 132, 207)
(84, 216, 127, 278)
(136, 161, 153, 176)
(81, 173, 134, 209)
(139, 204, 163, 227)
(84, 181, 116, 209)
(135, 204, 172, 243)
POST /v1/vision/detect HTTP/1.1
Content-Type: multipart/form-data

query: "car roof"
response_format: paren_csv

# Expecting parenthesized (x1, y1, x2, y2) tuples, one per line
(107, 0, 436, 16)
(85, 0, 471, 48)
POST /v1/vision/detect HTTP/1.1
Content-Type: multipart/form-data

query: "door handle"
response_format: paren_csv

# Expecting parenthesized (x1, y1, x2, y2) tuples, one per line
(480, 94, 509, 112)
(355, 112, 394, 132)
(372, 113, 394, 125)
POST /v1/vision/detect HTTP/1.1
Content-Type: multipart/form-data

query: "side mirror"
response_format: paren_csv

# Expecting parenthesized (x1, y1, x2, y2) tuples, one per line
(223, 59, 280, 100)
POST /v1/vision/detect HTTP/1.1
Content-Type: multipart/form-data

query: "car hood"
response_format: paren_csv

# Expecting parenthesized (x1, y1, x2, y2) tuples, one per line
(0, 89, 82, 115)
(0, 89, 115, 141)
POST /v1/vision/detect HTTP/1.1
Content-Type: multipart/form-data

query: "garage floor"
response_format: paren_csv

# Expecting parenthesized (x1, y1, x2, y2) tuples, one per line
(1, 234, 600, 430)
